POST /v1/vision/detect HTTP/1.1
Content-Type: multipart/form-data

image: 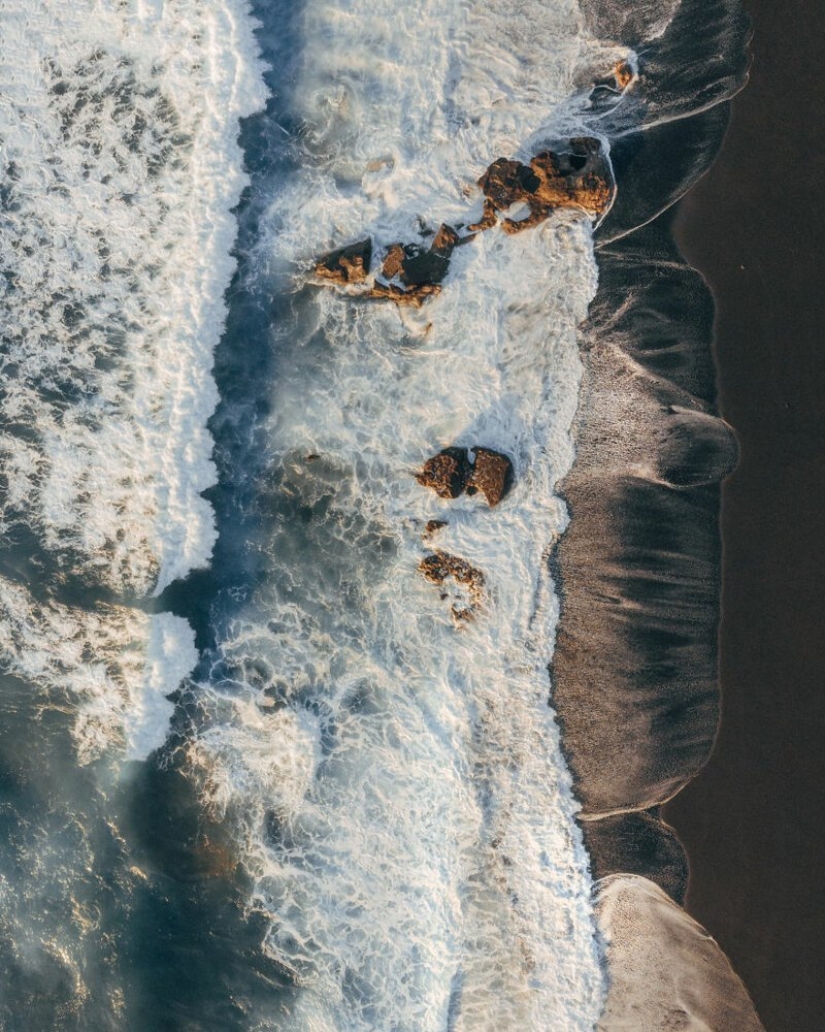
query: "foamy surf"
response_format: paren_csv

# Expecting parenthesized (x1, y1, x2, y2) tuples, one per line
(0, 0, 266, 758)
(183, 0, 649, 1027)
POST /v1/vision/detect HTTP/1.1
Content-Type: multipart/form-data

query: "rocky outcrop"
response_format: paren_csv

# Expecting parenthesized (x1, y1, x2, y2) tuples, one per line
(310, 139, 613, 306)
(419, 551, 485, 621)
(416, 447, 472, 498)
(313, 238, 372, 285)
(611, 59, 636, 90)
(472, 138, 614, 234)
(362, 281, 444, 307)
(466, 448, 513, 507)
(416, 447, 513, 506)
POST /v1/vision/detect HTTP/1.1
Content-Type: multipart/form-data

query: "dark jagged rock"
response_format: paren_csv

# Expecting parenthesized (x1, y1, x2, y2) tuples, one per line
(380, 224, 459, 292)
(419, 551, 485, 620)
(314, 238, 372, 284)
(424, 519, 448, 538)
(398, 246, 451, 288)
(416, 448, 471, 498)
(465, 448, 513, 507)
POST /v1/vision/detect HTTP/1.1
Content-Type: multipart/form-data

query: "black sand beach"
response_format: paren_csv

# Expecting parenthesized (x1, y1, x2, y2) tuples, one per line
(663, 1, 825, 1029)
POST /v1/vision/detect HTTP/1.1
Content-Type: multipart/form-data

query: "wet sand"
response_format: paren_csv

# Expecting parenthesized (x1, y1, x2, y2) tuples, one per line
(663, 1, 825, 1029)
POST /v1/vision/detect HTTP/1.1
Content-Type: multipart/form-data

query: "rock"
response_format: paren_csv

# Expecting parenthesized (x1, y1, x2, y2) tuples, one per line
(381, 226, 458, 290)
(593, 59, 636, 94)
(314, 238, 372, 284)
(417, 446, 513, 506)
(465, 448, 513, 507)
(399, 246, 451, 288)
(470, 158, 541, 231)
(416, 448, 471, 498)
(524, 138, 613, 220)
(479, 158, 541, 208)
(424, 519, 448, 538)
(363, 282, 443, 307)
(472, 139, 613, 235)
(381, 244, 406, 279)
(431, 223, 460, 253)
(419, 551, 485, 620)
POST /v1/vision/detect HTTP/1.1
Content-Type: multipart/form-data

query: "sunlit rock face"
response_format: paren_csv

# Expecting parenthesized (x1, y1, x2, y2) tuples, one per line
(312, 139, 615, 306)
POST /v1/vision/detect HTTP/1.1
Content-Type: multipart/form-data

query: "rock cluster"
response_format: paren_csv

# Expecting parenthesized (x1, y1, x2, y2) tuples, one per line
(416, 447, 513, 507)
(471, 138, 613, 234)
(311, 137, 614, 306)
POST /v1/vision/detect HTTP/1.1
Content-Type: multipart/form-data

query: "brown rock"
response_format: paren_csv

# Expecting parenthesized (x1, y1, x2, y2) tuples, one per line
(431, 223, 460, 253)
(478, 158, 541, 209)
(472, 139, 613, 235)
(465, 448, 513, 507)
(612, 59, 636, 90)
(314, 238, 372, 284)
(419, 550, 485, 620)
(363, 282, 442, 307)
(592, 59, 636, 94)
(526, 138, 613, 218)
(381, 244, 406, 279)
(416, 448, 471, 498)
(424, 519, 448, 538)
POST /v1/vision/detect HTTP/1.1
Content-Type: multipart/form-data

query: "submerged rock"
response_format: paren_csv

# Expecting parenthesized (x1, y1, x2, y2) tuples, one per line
(314, 238, 372, 284)
(419, 550, 485, 621)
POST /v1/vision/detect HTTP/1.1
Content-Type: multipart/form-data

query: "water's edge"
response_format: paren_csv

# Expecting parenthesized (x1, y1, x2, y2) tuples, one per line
(552, 0, 765, 1025)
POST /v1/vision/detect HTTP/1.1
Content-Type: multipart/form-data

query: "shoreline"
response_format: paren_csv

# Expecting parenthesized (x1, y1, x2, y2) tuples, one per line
(663, 0, 825, 1028)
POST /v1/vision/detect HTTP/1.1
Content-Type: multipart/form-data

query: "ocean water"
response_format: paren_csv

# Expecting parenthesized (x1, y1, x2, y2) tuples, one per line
(0, 0, 755, 1029)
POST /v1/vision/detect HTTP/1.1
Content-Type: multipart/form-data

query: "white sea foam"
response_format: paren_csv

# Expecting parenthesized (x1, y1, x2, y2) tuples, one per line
(189, 1, 640, 1027)
(0, 0, 265, 592)
(0, 1, 266, 756)
(0, 577, 196, 763)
